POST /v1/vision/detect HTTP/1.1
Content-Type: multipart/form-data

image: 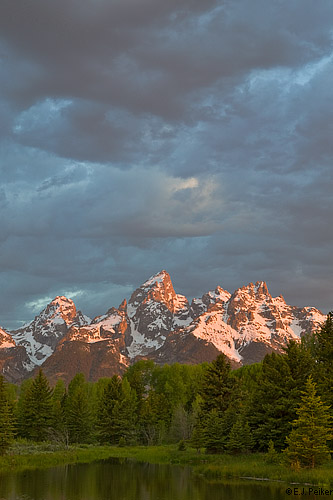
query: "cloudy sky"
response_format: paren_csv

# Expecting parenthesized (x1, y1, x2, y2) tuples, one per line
(0, 0, 332, 329)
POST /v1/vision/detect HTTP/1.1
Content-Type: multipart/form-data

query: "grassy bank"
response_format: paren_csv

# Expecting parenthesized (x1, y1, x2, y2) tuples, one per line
(0, 443, 120, 474)
(1, 443, 332, 487)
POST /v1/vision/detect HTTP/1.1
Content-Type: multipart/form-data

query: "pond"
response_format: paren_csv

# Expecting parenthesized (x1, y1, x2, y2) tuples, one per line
(0, 458, 312, 500)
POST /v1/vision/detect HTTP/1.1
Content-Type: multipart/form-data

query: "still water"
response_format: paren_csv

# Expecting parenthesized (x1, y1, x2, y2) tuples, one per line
(0, 458, 293, 500)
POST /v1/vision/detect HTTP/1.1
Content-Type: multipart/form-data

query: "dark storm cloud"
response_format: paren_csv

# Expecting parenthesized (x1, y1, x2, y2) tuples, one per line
(0, 0, 332, 328)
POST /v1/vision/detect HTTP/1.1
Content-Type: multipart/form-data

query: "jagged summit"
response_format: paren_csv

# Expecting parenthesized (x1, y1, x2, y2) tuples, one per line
(128, 269, 189, 316)
(0, 271, 327, 383)
(38, 296, 78, 324)
(142, 270, 171, 288)
(231, 280, 270, 299)
(11, 295, 90, 369)
(50, 295, 74, 304)
(126, 270, 192, 358)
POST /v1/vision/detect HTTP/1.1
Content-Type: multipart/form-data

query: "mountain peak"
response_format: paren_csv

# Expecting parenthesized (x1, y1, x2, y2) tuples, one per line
(142, 270, 171, 288)
(118, 298, 127, 312)
(129, 270, 176, 312)
(10, 294, 90, 369)
(254, 281, 269, 294)
(42, 296, 77, 324)
(235, 281, 270, 298)
(50, 295, 74, 305)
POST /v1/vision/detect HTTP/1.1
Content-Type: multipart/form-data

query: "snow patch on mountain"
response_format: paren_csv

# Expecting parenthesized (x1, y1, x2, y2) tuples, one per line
(288, 319, 303, 337)
(142, 270, 169, 287)
(187, 310, 242, 362)
(126, 319, 163, 358)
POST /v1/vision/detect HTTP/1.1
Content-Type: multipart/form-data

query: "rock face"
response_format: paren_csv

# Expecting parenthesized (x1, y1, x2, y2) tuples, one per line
(0, 271, 327, 383)
(0, 327, 32, 383)
(39, 301, 130, 385)
(11, 296, 90, 370)
(171, 281, 324, 366)
(126, 270, 193, 358)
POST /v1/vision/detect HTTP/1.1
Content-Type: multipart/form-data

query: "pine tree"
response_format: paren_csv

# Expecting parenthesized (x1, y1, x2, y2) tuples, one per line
(200, 354, 235, 414)
(189, 395, 205, 452)
(284, 377, 332, 468)
(66, 373, 92, 443)
(46, 379, 69, 445)
(114, 378, 138, 445)
(97, 375, 122, 444)
(226, 415, 254, 454)
(190, 421, 205, 452)
(97, 376, 137, 445)
(16, 378, 34, 438)
(284, 339, 314, 387)
(0, 376, 15, 455)
(195, 354, 239, 453)
(249, 352, 298, 450)
(312, 312, 333, 408)
(19, 370, 53, 441)
(202, 409, 226, 454)
(265, 440, 280, 464)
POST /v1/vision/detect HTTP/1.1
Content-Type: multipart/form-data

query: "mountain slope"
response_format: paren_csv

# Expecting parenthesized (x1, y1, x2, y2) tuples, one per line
(38, 300, 130, 384)
(11, 296, 90, 369)
(0, 326, 32, 383)
(166, 281, 325, 365)
(126, 270, 193, 358)
(0, 271, 327, 383)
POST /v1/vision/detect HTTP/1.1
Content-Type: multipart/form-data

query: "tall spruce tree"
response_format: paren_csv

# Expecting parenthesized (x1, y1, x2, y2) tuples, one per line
(193, 354, 237, 453)
(115, 378, 138, 444)
(249, 352, 300, 451)
(0, 376, 15, 455)
(200, 354, 235, 414)
(66, 373, 92, 443)
(202, 409, 226, 453)
(284, 377, 332, 468)
(190, 395, 206, 452)
(16, 378, 33, 438)
(97, 375, 122, 444)
(226, 415, 254, 454)
(97, 376, 137, 445)
(19, 369, 53, 441)
(50, 379, 68, 445)
(312, 312, 333, 408)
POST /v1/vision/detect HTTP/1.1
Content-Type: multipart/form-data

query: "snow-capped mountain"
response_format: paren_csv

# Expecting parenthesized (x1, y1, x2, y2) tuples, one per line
(153, 280, 325, 366)
(0, 271, 327, 383)
(126, 270, 193, 358)
(38, 299, 130, 383)
(11, 296, 90, 369)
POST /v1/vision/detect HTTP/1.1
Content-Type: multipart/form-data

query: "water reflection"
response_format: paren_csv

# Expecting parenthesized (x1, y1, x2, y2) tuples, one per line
(0, 458, 294, 500)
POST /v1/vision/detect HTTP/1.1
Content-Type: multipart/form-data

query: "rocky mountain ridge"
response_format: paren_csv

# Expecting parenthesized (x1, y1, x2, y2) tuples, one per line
(0, 271, 326, 383)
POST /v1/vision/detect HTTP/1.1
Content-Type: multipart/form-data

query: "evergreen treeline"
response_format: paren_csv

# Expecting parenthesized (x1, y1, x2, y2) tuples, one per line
(0, 312, 332, 468)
